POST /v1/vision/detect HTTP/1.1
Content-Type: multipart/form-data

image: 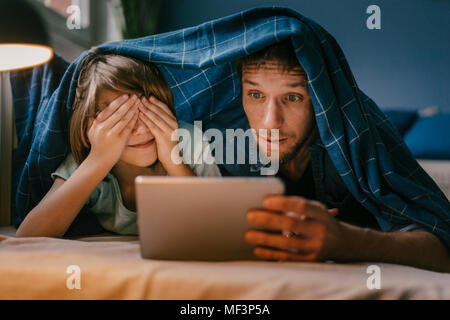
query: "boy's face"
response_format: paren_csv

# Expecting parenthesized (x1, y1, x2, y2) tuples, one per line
(95, 88, 158, 167)
(241, 64, 316, 164)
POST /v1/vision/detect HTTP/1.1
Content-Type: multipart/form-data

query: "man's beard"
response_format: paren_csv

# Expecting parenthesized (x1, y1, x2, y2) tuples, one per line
(279, 123, 317, 165)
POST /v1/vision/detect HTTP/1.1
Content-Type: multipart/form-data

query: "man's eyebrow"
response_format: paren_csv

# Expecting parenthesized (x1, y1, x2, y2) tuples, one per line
(287, 81, 307, 88)
(243, 79, 259, 86)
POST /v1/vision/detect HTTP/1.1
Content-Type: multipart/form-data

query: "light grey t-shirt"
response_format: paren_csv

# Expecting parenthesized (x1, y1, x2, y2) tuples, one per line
(51, 121, 221, 235)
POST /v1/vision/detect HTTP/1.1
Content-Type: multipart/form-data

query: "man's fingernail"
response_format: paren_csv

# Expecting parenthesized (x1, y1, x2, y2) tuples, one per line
(247, 212, 256, 221)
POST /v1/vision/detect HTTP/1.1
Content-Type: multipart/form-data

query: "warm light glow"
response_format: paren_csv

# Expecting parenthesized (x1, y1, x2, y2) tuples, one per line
(0, 44, 53, 72)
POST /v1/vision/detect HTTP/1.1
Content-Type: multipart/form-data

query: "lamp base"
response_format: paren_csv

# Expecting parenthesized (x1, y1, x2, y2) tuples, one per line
(0, 71, 13, 226)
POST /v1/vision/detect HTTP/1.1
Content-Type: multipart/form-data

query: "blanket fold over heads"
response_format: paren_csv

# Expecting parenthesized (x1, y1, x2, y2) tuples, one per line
(11, 7, 450, 246)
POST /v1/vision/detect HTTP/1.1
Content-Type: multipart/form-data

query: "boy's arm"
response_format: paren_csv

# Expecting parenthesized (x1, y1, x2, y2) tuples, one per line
(17, 93, 140, 238)
(15, 154, 112, 238)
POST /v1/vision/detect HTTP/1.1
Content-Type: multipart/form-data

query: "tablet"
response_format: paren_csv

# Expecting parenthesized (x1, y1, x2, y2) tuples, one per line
(135, 177, 285, 261)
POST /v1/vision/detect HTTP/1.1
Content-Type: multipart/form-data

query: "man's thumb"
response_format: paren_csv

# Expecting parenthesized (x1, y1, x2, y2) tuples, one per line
(328, 208, 339, 216)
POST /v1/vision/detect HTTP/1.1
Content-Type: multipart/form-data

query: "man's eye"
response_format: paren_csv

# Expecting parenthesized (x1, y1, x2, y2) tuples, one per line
(249, 92, 263, 99)
(286, 95, 302, 102)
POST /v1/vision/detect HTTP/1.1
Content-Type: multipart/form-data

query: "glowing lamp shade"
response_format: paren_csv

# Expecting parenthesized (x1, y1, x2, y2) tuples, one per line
(0, 0, 53, 72)
(0, 44, 53, 72)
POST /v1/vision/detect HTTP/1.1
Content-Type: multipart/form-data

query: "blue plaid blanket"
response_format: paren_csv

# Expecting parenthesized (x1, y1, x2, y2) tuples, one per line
(10, 7, 450, 246)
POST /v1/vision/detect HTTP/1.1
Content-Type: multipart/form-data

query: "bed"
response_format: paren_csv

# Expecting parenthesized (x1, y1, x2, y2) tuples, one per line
(0, 230, 449, 300)
(417, 160, 450, 201)
(1, 158, 449, 300)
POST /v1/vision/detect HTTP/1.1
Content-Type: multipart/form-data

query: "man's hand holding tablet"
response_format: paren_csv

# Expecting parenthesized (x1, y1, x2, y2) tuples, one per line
(245, 195, 346, 262)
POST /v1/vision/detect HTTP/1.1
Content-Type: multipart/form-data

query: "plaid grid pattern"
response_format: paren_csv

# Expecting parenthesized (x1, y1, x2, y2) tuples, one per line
(10, 7, 450, 245)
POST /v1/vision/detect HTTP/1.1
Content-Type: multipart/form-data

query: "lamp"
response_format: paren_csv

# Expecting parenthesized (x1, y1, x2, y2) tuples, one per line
(0, 0, 54, 226)
(0, 0, 54, 71)
(0, 44, 53, 72)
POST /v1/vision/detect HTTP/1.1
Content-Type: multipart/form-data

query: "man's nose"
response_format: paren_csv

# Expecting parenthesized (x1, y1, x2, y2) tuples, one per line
(261, 98, 283, 129)
(132, 117, 150, 135)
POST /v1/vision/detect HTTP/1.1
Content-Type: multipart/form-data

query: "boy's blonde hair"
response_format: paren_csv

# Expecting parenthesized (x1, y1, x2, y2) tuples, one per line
(70, 49, 174, 164)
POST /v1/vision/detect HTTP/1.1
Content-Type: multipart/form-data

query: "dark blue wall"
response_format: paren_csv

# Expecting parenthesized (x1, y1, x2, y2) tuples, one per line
(158, 0, 450, 111)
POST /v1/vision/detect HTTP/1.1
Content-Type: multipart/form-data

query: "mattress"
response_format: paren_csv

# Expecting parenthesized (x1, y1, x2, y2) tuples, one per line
(0, 233, 449, 299)
(418, 159, 450, 200)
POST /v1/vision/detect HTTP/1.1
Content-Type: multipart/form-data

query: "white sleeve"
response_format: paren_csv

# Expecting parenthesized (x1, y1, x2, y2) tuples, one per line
(51, 153, 78, 181)
(50, 153, 101, 208)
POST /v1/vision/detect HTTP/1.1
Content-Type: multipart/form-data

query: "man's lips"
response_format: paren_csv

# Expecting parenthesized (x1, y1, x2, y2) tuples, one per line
(128, 138, 155, 148)
(259, 137, 288, 144)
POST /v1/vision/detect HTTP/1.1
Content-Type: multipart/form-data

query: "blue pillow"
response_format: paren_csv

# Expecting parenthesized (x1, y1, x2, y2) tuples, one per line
(383, 109, 418, 136)
(404, 113, 450, 159)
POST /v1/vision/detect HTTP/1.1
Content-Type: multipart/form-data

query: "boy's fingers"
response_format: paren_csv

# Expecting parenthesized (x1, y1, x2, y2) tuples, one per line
(139, 111, 163, 135)
(121, 111, 139, 137)
(141, 97, 177, 129)
(147, 96, 175, 119)
(87, 118, 94, 131)
(139, 103, 172, 132)
(96, 94, 129, 122)
(112, 102, 139, 134)
(102, 95, 138, 129)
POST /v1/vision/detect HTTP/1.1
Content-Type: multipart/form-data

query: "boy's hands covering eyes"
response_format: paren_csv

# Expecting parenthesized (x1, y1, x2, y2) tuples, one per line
(138, 96, 194, 176)
(87, 94, 140, 167)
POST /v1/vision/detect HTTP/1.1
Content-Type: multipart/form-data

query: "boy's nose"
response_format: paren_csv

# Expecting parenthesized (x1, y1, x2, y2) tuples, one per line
(132, 117, 150, 135)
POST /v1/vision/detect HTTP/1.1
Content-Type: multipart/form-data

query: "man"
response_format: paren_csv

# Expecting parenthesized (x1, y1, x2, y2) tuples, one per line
(236, 40, 450, 272)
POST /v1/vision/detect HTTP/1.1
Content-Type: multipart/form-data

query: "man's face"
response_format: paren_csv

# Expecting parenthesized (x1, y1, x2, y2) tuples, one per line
(241, 64, 316, 164)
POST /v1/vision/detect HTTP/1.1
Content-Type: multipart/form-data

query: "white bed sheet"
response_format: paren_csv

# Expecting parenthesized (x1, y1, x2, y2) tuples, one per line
(1, 233, 449, 300)
(418, 159, 450, 200)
